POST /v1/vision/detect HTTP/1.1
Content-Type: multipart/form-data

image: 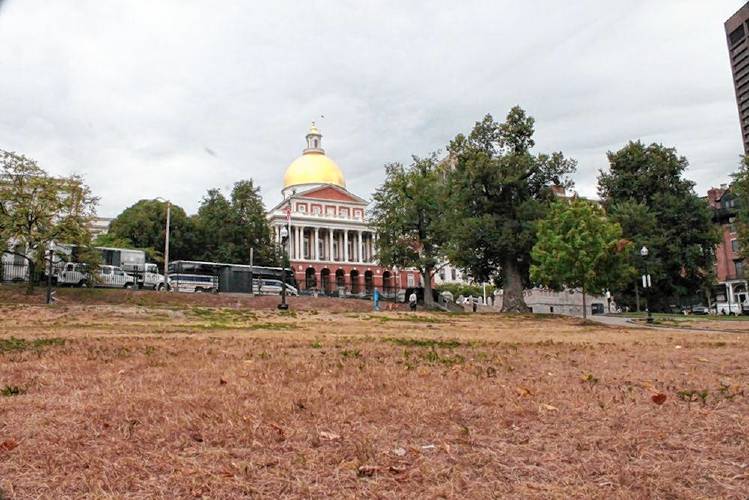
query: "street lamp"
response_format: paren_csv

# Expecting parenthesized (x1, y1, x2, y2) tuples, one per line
(155, 198, 171, 291)
(278, 226, 289, 310)
(640, 245, 653, 324)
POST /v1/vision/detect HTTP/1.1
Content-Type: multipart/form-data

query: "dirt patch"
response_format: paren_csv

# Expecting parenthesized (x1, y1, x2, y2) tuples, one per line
(0, 302, 747, 497)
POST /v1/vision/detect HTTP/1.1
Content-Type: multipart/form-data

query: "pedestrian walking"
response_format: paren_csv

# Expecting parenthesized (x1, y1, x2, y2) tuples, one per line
(409, 291, 417, 311)
(373, 287, 380, 312)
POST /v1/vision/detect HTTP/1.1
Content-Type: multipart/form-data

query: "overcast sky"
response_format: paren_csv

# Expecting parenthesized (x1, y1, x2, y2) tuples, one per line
(0, 0, 745, 216)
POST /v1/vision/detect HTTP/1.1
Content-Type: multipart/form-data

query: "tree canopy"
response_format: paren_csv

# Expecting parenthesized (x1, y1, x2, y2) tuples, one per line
(107, 199, 196, 263)
(370, 153, 449, 306)
(0, 150, 98, 290)
(446, 107, 577, 312)
(598, 141, 718, 308)
(193, 180, 277, 266)
(531, 198, 632, 318)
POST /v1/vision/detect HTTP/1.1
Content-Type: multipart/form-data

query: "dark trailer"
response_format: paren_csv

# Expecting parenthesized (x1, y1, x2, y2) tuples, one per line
(168, 260, 296, 294)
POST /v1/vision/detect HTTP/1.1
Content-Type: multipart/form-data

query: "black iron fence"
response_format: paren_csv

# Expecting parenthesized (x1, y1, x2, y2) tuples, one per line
(1, 261, 43, 284)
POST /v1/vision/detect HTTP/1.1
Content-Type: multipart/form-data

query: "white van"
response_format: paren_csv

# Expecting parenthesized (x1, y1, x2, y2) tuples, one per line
(168, 274, 218, 293)
(57, 263, 135, 288)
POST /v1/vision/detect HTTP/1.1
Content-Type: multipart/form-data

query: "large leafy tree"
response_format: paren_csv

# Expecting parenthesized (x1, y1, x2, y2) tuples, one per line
(598, 141, 718, 309)
(731, 156, 749, 261)
(108, 199, 196, 263)
(0, 150, 98, 291)
(530, 198, 633, 319)
(371, 153, 449, 307)
(446, 107, 576, 312)
(193, 180, 277, 266)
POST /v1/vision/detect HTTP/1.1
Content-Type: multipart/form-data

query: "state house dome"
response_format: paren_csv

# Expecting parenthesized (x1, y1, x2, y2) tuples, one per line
(283, 123, 346, 191)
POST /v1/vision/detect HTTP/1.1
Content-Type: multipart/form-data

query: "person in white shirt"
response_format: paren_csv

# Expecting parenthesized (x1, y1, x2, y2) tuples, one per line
(409, 292, 417, 311)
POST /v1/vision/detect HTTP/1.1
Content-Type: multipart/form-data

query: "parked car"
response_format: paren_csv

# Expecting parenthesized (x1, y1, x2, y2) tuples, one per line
(253, 279, 298, 296)
(591, 303, 605, 315)
(57, 263, 135, 288)
(689, 305, 710, 315)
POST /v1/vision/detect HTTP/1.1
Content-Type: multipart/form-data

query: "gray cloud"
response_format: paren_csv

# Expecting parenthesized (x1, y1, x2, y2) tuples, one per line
(0, 0, 743, 215)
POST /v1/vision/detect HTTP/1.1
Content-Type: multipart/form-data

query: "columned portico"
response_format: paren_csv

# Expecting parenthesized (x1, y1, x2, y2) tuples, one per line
(267, 123, 415, 297)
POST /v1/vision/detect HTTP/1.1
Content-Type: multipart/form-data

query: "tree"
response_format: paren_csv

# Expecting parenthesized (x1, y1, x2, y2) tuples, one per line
(731, 156, 749, 262)
(192, 180, 277, 266)
(0, 150, 98, 292)
(371, 153, 449, 307)
(108, 199, 196, 264)
(598, 141, 718, 309)
(446, 107, 577, 312)
(530, 198, 633, 319)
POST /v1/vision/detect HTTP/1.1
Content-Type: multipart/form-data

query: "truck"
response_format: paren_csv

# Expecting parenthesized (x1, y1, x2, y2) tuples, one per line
(56, 245, 165, 290)
(56, 263, 136, 288)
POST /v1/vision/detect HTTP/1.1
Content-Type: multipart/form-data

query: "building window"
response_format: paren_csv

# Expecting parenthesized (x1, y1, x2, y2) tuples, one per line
(340, 208, 349, 218)
(438, 270, 445, 281)
(297, 204, 306, 213)
(730, 25, 746, 47)
(451, 268, 457, 281)
(732, 239, 740, 253)
(736, 260, 745, 277)
(326, 206, 335, 216)
(407, 274, 414, 288)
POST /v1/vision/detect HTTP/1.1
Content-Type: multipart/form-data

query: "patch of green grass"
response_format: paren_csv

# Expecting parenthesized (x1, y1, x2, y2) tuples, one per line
(1, 385, 26, 397)
(311, 341, 322, 349)
(372, 315, 447, 324)
(421, 347, 464, 366)
(676, 389, 709, 404)
(385, 337, 461, 349)
(340, 349, 362, 359)
(0, 337, 65, 354)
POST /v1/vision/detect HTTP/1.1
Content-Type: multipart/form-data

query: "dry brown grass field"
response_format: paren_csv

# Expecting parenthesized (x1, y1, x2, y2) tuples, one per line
(1, 287, 748, 498)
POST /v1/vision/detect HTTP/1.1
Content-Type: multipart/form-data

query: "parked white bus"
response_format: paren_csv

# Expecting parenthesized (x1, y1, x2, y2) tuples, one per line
(168, 274, 218, 293)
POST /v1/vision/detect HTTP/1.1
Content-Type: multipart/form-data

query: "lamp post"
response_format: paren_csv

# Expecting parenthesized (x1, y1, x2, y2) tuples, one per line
(278, 226, 289, 310)
(640, 246, 653, 324)
(155, 198, 171, 291)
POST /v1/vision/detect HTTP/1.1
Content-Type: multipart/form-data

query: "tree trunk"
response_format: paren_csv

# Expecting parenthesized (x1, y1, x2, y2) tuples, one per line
(582, 283, 587, 320)
(423, 266, 435, 309)
(501, 256, 530, 313)
(25, 260, 36, 295)
(634, 281, 640, 312)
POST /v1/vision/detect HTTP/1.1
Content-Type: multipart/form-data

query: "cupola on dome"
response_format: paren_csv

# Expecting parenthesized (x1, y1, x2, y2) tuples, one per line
(283, 123, 346, 190)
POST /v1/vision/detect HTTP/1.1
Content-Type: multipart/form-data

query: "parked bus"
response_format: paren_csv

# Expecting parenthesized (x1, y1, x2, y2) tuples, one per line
(167, 260, 296, 294)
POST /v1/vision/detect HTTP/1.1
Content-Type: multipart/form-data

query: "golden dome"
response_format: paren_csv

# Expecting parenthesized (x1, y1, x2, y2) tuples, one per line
(283, 123, 346, 189)
(284, 152, 346, 189)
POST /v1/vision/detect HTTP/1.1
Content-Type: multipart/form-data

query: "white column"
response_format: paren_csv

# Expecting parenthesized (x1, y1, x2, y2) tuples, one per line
(314, 228, 319, 261)
(329, 229, 334, 262)
(293, 226, 298, 260)
(344, 230, 349, 262)
(358, 230, 363, 263)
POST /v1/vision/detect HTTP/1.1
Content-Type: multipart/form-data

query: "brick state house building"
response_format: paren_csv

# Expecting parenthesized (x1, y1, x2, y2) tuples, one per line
(267, 124, 418, 296)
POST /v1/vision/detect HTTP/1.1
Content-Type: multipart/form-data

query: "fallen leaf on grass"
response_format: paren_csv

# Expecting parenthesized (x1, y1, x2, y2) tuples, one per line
(516, 386, 532, 397)
(651, 393, 667, 405)
(541, 404, 558, 412)
(357, 464, 380, 477)
(0, 439, 18, 452)
(219, 378, 227, 385)
(389, 465, 408, 474)
(319, 431, 341, 441)
(391, 447, 407, 457)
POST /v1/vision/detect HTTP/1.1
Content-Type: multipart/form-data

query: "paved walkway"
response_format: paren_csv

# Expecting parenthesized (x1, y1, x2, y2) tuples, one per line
(588, 314, 743, 335)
